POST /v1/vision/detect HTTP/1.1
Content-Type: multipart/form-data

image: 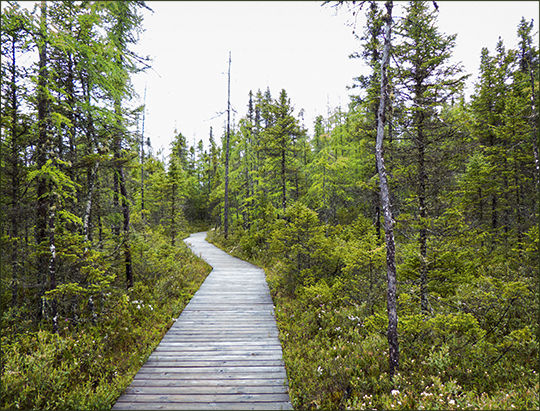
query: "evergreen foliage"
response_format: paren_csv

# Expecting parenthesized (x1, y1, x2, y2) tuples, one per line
(1, 2, 212, 409)
(206, 2, 538, 409)
(1, 1, 538, 410)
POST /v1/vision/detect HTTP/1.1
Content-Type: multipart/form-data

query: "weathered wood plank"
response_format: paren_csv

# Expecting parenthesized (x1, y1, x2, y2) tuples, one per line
(113, 401, 293, 410)
(155, 342, 283, 347)
(129, 378, 288, 388)
(142, 360, 284, 367)
(112, 232, 292, 410)
(148, 352, 284, 359)
(153, 347, 283, 353)
(167, 325, 278, 330)
(136, 366, 286, 374)
(125, 386, 288, 395)
(147, 355, 285, 362)
(162, 330, 279, 335)
(158, 338, 279, 344)
(115, 393, 290, 403)
(131, 371, 288, 380)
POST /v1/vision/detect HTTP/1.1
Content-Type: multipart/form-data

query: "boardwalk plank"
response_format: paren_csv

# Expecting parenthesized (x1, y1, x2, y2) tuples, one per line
(116, 394, 290, 402)
(129, 379, 288, 388)
(113, 402, 293, 410)
(135, 366, 286, 374)
(131, 371, 288, 380)
(141, 360, 283, 368)
(112, 232, 292, 410)
(147, 352, 284, 358)
(125, 386, 288, 395)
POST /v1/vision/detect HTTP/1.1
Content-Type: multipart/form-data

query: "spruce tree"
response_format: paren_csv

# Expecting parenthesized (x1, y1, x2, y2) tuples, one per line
(393, 0, 467, 315)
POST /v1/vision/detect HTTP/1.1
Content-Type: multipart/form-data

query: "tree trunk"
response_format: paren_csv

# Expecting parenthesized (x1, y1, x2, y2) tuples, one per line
(526, 46, 540, 189)
(114, 98, 132, 289)
(82, 162, 98, 244)
(9, 30, 20, 307)
(418, 129, 429, 315)
(113, 168, 121, 237)
(35, 0, 49, 324)
(375, 0, 399, 379)
(48, 181, 58, 333)
(141, 85, 147, 224)
(171, 181, 177, 246)
(121, 165, 133, 289)
(281, 140, 287, 214)
(224, 52, 231, 239)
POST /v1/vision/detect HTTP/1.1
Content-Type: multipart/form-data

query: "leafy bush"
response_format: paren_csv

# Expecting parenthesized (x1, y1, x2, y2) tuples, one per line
(209, 212, 538, 411)
(1, 230, 211, 410)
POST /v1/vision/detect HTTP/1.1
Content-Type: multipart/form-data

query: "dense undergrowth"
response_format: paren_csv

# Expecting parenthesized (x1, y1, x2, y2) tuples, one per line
(207, 210, 539, 411)
(1, 229, 211, 410)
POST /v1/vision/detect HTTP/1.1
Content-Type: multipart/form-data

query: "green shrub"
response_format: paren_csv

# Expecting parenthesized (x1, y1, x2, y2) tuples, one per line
(1, 230, 211, 410)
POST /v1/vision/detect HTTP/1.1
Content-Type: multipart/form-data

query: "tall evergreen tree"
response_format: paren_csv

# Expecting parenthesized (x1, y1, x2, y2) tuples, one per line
(260, 89, 304, 214)
(393, 0, 467, 315)
(1, 2, 33, 309)
(99, 0, 150, 288)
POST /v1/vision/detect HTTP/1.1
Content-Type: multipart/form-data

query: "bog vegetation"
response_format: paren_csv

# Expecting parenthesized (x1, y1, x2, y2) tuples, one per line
(1, 1, 538, 410)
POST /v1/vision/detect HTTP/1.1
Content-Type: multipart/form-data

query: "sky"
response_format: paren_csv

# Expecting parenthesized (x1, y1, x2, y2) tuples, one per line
(129, 1, 539, 157)
(16, 1, 538, 157)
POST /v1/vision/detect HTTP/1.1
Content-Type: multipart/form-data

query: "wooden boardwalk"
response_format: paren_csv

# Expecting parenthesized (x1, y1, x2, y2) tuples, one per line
(113, 232, 292, 410)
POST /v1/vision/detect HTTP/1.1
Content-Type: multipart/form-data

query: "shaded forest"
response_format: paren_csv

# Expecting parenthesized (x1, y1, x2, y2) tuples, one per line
(1, 1, 538, 410)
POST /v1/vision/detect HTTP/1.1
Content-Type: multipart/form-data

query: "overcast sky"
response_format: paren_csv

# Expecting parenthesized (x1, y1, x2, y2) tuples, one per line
(129, 1, 539, 156)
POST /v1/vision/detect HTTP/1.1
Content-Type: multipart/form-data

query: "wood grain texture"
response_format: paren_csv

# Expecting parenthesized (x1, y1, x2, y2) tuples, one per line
(112, 232, 293, 410)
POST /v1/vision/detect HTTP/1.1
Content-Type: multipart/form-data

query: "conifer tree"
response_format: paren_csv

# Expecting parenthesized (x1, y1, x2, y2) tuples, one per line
(393, 0, 467, 315)
(99, 0, 150, 288)
(1, 2, 33, 308)
(260, 89, 303, 214)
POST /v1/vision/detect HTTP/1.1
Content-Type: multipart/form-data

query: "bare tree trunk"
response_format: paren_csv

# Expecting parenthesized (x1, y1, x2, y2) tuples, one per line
(375, 0, 399, 379)
(224, 52, 231, 238)
(82, 162, 99, 243)
(281, 141, 287, 214)
(9, 30, 20, 307)
(141, 85, 147, 225)
(171, 181, 177, 246)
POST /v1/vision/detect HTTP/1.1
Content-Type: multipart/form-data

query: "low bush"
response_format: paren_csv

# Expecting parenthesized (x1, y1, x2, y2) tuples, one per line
(209, 220, 539, 411)
(1, 231, 211, 410)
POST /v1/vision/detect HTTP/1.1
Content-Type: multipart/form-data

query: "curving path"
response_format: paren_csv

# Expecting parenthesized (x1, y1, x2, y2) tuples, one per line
(112, 232, 292, 410)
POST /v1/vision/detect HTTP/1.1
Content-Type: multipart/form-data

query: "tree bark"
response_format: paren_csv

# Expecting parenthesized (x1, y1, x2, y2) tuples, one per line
(375, 0, 399, 379)
(114, 98, 132, 289)
(35, 0, 49, 324)
(9, 28, 20, 307)
(171, 180, 177, 246)
(281, 138, 287, 214)
(48, 181, 58, 333)
(141, 85, 147, 224)
(417, 121, 429, 315)
(120, 166, 133, 289)
(224, 52, 231, 238)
